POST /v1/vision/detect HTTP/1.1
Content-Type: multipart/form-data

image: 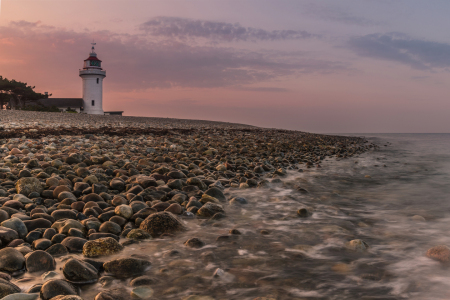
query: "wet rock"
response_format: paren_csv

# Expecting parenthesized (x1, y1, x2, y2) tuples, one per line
(1, 218, 28, 239)
(1, 293, 39, 300)
(61, 237, 88, 253)
(88, 233, 119, 241)
(200, 194, 220, 204)
(184, 238, 205, 248)
(129, 275, 158, 287)
(33, 238, 52, 250)
(46, 244, 69, 257)
(0, 227, 19, 245)
(164, 203, 182, 215)
(94, 288, 129, 300)
(83, 237, 123, 258)
(0, 247, 25, 273)
(297, 208, 311, 218)
(114, 205, 133, 219)
(25, 250, 56, 273)
(63, 258, 98, 284)
(103, 257, 151, 278)
(51, 210, 77, 221)
(197, 202, 225, 218)
(99, 221, 121, 236)
(204, 187, 226, 202)
(15, 177, 44, 196)
(0, 278, 21, 298)
(24, 218, 52, 232)
(52, 219, 84, 235)
(40, 279, 78, 300)
(426, 245, 450, 263)
(49, 296, 84, 300)
(131, 286, 154, 299)
(126, 229, 152, 240)
(346, 239, 369, 252)
(229, 197, 247, 205)
(139, 211, 185, 238)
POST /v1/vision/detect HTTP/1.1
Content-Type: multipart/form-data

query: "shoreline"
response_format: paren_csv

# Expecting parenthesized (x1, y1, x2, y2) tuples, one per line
(0, 110, 376, 299)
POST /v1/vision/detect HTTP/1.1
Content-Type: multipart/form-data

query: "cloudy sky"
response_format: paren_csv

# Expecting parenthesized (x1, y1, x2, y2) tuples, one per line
(1, 0, 450, 133)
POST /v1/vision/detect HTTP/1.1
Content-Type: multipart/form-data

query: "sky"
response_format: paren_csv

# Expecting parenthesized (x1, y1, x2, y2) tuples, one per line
(1, 0, 450, 133)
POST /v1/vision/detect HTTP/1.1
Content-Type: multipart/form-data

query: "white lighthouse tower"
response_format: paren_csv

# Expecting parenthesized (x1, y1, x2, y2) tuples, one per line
(79, 43, 105, 114)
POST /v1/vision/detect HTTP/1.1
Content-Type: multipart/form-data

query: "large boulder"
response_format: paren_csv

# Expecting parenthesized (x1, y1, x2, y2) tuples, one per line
(83, 237, 123, 258)
(15, 177, 44, 196)
(139, 211, 185, 238)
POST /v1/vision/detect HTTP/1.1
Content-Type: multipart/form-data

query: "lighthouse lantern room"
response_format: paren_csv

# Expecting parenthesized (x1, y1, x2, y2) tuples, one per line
(79, 43, 106, 114)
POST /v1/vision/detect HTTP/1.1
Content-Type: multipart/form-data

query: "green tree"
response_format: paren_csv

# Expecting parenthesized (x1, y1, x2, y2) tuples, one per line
(0, 76, 50, 109)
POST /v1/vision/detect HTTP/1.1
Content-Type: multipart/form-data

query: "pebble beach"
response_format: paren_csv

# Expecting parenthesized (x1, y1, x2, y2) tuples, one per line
(0, 111, 379, 300)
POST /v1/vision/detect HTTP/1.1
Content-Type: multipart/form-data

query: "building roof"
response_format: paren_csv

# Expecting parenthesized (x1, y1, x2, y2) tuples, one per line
(84, 56, 101, 62)
(38, 98, 83, 107)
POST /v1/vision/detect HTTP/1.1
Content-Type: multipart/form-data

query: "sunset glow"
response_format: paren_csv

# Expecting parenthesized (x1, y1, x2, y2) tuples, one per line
(2, 0, 450, 132)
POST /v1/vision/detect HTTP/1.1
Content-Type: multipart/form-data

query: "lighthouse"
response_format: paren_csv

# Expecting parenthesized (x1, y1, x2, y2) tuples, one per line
(79, 43, 105, 114)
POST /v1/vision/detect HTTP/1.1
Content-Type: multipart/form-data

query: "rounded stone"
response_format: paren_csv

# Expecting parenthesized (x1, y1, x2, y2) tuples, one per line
(0, 227, 19, 245)
(46, 243, 69, 257)
(346, 239, 369, 252)
(25, 250, 56, 273)
(51, 210, 77, 221)
(53, 186, 71, 199)
(229, 197, 248, 205)
(99, 221, 122, 236)
(129, 275, 158, 287)
(297, 208, 311, 218)
(184, 238, 205, 248)
(103, 258, 151, 278)
(131, 286, 154, 299)
(114, 205, 133, 219)
(63, 258, 98, 284)
(83, 237, 123, 258)
(94, 288, 129, 300)
(139, 211, 185, 238)
(197, 202, 225, 218)
(61, 237, 88, 253)
(32, 238, 52, 250)
(15, 177, 44, 196)
(164, 203, 182, 215)
(426, 245, 450, 263)
(204, 187, 226, 202)
(0, 247, 25, 273)
(1, 217, 28, 239)
(24, 218, 52, 232)
(49, 296, 84, 300)
(126, 229, 152, 240)
(40, 279, 78, 300)
(0, 293, 39, 300)
(0, 278, 21, 298)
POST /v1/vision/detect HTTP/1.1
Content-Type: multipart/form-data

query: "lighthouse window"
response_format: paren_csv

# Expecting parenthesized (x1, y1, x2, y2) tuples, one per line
(97, 78, 99, 84)
(92, 100, 95, 106)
